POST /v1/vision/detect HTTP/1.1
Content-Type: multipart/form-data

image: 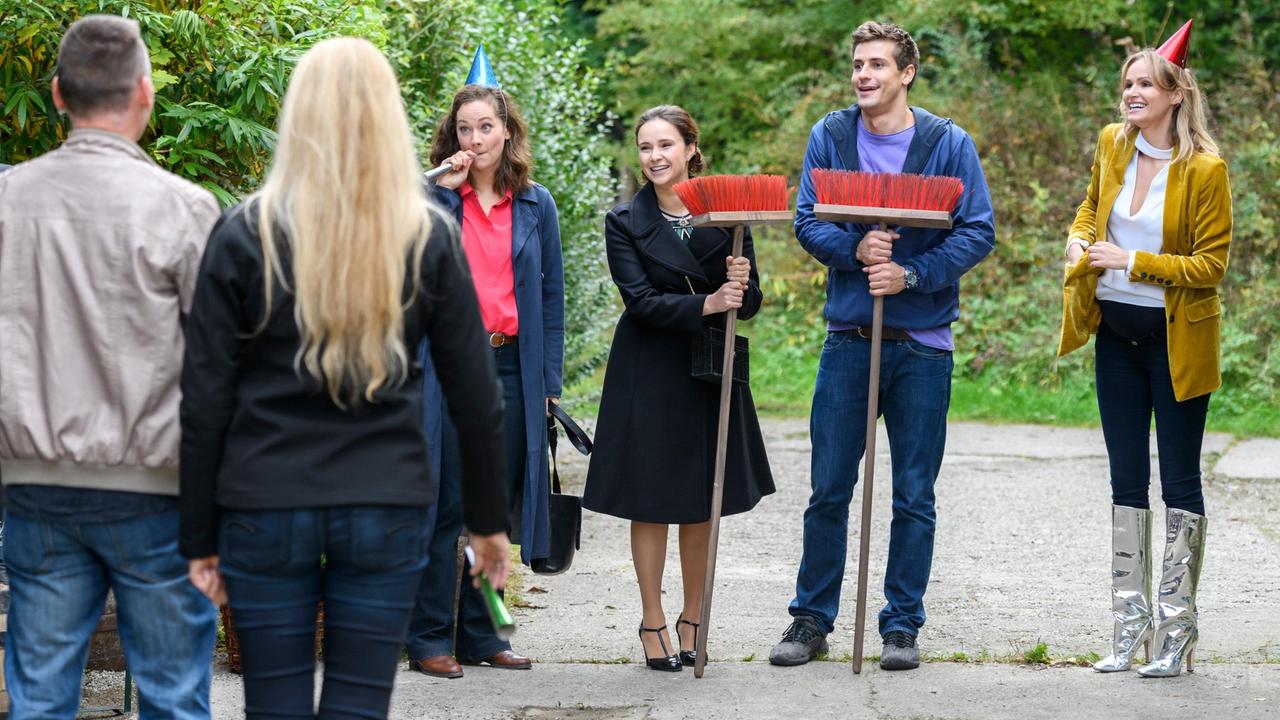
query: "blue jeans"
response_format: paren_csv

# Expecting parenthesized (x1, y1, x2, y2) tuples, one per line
(220, 506, 430, 719)
(789, 331, 952, 637)
(406, 345, 523, 661)
(1095, 323, 1209, 515)
(2, 508, 216, 719)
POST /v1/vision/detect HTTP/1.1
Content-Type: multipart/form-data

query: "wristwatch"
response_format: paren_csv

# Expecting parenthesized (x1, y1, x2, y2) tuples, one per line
(903, 265, 920, 291)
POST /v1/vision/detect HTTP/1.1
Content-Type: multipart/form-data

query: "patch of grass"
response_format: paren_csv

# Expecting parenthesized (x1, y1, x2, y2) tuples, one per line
(504, 545, 525, 612)
(741, 653, 756, 662)
(949, 378, 1097, 428)
(1021, 642, 1051, 665)
(949, 651, 969, 663)
(567, 657, 632, 664)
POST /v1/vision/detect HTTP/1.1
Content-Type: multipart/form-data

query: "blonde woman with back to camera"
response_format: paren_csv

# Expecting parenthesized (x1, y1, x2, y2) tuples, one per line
(1059, 20, 1231, 678)
(178, 38, 512, 715)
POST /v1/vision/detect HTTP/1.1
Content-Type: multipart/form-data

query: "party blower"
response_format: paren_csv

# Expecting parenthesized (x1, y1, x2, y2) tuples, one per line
(670, 174, 792, 678)
(463, 545, 516, 641)
(424, 162, 455, 183)
(810, 169, 963, 675)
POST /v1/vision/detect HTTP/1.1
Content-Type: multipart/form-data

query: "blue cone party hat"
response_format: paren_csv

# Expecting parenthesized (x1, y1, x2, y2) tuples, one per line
(465, 45, 500, 88)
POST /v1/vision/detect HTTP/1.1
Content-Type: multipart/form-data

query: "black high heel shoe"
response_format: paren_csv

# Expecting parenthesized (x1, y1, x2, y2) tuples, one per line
(638, 624, 682, 672)
(676, 616, 703, 667)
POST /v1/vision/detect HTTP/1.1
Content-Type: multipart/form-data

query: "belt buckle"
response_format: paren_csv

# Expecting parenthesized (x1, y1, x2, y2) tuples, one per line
(489, 332, 503, 348)
(855, 326, 872, 340)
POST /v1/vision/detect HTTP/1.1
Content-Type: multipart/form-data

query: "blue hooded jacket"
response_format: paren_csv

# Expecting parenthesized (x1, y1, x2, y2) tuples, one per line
(794, 105, 996, 329)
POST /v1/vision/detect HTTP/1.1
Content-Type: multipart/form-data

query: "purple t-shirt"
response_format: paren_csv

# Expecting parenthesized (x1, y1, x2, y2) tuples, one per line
(826, 118, 953, 351)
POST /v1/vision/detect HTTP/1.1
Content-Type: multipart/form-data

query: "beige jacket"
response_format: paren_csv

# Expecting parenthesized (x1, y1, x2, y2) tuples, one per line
(0, 129, 219, 494)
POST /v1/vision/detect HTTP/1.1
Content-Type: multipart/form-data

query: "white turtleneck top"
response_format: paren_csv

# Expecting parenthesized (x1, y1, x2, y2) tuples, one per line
(1096, 134, 1172, 307)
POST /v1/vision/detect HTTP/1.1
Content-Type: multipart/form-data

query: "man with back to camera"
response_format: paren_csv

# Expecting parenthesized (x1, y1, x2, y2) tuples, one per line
(0, 15, 219, 717)
(768, 21, 996, 671)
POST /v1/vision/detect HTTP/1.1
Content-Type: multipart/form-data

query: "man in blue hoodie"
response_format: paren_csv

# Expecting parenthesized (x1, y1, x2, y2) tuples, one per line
(769, 21, 995, 671)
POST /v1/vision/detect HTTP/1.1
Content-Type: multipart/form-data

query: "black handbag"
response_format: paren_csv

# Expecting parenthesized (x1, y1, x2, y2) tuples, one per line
(691, 326, 749, 385)
(530, 404, 592, 576)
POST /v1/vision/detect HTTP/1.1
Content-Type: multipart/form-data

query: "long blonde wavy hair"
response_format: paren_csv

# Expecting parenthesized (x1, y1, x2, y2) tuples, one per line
(1118, 49, 1219, 164)
(253, 37, 430, 407)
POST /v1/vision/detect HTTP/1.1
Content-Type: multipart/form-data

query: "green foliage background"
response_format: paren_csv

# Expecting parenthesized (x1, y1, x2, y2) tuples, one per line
(0, 0, 614, 389)
(589, 0, 1279, 436)
(2, 0, 1276, 435)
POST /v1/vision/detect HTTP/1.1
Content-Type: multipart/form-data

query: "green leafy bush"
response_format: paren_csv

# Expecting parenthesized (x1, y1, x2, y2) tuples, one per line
(1, 0, 616, 389)
(0, 0, 383, 204)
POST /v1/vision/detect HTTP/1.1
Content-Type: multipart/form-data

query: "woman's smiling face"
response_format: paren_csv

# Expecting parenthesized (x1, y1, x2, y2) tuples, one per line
(1122, 59, 1181, 130)
(636, 118, 694, 188)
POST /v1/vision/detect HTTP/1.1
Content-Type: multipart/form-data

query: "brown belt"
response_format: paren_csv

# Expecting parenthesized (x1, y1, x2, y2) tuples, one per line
(840, 326, 913, 342)
(489, 332, 517, 348)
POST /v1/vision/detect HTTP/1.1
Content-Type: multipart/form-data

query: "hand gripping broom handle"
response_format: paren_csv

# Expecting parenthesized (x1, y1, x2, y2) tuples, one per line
(694, 224, 745, 678)
(851, 222, 887, 675)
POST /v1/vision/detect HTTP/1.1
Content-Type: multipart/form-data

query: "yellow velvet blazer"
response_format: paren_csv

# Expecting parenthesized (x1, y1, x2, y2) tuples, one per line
(1058, 123, 1232, 401)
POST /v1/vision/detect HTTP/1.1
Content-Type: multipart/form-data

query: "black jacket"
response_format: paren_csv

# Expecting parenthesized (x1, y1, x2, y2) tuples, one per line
(179, 203, 507, 558)
(582, 183, 774, 523)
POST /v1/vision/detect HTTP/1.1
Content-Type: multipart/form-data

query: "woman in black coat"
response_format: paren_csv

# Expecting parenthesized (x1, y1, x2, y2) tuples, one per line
(583, 105, 774, 672)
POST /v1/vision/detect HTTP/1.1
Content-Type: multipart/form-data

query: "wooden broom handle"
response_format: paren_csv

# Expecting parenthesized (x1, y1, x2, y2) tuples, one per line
(695, 224, 745, 678)
(852, 223, 886, 675)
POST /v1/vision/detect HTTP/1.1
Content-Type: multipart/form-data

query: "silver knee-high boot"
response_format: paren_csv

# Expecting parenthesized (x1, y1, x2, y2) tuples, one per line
(1094, 505, 1153, 672)
(1137, 508, 1207, 678)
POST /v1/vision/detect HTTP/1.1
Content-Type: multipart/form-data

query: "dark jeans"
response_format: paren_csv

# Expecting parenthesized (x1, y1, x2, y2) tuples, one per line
(406, 344, 524, 661)
(789, 331, 952, 638)
(1095, 323, 1209, 515)
(219, 506, 430, 719)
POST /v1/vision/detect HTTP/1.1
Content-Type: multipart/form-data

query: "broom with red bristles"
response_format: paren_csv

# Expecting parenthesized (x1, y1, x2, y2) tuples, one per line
(671, 174, 791, 679)
(810, 169, 964, 676)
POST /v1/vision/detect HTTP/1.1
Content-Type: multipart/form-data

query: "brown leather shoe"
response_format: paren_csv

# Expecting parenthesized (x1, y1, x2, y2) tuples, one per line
(409, 655, 463, 678)
(461, 649, 532, 669)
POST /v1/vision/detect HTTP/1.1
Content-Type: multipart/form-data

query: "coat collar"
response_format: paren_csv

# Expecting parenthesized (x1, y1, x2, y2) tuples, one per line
(627, 183, 711, 283)
(511, 184, 540, 259)
(441, 183, 541, 259)
(1098, 128, 1189, 250)
(64, 128, 156, 167)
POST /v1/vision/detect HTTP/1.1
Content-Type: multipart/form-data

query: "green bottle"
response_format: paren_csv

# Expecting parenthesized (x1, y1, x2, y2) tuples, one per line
(464, 545, 516, 641)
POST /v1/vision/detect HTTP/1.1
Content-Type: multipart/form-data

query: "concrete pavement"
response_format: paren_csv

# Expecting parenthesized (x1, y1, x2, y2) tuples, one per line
(84, 420, 1280, 718)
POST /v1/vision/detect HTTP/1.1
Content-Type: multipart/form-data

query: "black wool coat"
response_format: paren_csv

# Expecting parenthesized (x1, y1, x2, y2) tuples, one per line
(582, 183, 775, 524)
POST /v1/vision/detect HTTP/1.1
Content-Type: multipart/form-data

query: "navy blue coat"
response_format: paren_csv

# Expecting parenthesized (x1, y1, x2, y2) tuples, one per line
(421, 183, 565, 564)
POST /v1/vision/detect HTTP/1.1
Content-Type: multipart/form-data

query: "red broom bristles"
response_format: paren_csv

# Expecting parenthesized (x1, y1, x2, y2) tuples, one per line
(810, 169, 964, 213)
(671, 175, 790, 216)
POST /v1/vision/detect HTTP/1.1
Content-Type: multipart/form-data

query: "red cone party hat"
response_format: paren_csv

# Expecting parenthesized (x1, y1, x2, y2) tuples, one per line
(1157, 19, 1193, 68)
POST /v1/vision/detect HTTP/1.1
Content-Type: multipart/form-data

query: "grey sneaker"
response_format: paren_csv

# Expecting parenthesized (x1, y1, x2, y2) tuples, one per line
(768, 617, 829, 666)
(880, 630, 920, 670)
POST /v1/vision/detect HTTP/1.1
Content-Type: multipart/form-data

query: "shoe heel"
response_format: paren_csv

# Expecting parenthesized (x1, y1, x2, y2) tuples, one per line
(676, 616, 701, 667)
(1187, 648, 1194, 674)
(639, 623, 682, 672)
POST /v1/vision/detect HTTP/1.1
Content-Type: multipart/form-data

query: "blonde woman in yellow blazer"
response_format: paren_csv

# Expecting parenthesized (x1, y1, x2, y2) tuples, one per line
(1058, 43, 1231, 679)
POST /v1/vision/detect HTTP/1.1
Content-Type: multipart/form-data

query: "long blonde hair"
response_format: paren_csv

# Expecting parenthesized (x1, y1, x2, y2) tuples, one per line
(254, 37, 430, 407)
(1118, 49, 1219, 164)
